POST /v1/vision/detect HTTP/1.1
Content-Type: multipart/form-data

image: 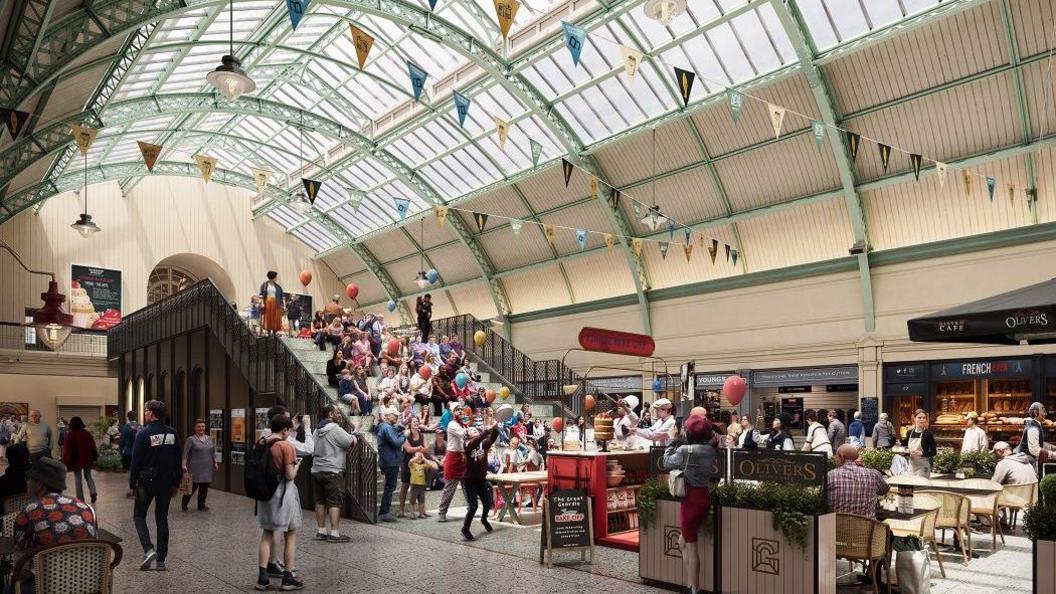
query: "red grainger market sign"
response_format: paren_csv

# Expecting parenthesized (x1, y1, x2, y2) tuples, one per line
(577, 327, 656, 357)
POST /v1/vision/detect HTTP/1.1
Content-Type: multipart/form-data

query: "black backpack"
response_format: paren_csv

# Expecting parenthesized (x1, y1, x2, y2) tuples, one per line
(244, 438, 283, 506)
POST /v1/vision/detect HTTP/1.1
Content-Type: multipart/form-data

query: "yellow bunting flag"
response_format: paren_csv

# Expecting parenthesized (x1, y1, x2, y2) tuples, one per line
(493, 0, 519, 41)
(194, 155, 218, 183)
(349, 25, 374, 69)
(137, 141, 162, 173)
(543, 223, 556, 246)
(604, 233, 615, 250)
(494, 117, 510, 151)
(935, 162, 947, 189)
(683, 242, 693, 262)
(631, 237, 643, 257)
(250, 167, 271, 192)
(69, 124, 99, 156)
(768, 103, 786, 139)
(589, 176, 599, 199)
(963, 171, 972, 196)
(434, 205, 449, 227)
(620, 45, 643, 85)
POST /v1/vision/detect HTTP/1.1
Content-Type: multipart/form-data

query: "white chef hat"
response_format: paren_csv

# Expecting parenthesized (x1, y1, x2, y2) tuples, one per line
(652, 398, 672, 410)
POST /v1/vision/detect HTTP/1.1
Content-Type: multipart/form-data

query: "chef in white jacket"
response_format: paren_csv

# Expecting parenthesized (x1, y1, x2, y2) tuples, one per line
(613, 395, 641, 449)
(636, 398, 676, 446)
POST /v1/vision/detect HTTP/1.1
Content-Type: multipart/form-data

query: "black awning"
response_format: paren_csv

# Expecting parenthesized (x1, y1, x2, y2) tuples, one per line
(907, 278, 1056, 344)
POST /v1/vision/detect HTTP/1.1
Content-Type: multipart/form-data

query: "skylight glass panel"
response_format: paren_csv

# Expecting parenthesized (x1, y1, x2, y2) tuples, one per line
(341, 158, 392, 189)
(295, 222, 340, 252)
(756, 3, 796, 60)
(827, 2, 869, 42)
(784, 0, 837, 48)
(862, 0, 905, 29)
(730, 11, 783, 74)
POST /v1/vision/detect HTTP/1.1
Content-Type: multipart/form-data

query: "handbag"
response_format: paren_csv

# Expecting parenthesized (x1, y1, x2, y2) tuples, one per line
(178, 471, 194, 495)
(667, 445, 692, 497)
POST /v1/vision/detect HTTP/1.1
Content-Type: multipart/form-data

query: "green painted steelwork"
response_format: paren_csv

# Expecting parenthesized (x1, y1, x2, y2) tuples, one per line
(998, 0, 1038, 224)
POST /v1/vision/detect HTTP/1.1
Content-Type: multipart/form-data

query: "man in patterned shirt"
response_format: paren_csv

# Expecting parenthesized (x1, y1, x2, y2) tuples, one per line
(826, 444, 889, 519)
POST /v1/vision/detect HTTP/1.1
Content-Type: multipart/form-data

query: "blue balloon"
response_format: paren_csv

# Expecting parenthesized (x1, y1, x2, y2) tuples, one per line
(387, 300, 397, 312)
(427, 269, 439, 284)
(651, 379, 663, 392)
(455, 372, 468, 388)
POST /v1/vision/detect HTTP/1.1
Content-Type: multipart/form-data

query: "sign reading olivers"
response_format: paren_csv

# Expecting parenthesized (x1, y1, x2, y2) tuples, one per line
(730, 450, 827, 487)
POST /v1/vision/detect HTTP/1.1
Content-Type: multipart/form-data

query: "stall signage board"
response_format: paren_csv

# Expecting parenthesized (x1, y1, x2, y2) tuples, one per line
(885, 364, 926, 382)
(859, 397, 879, 435)
(539, 489, 595, 568)
(586, 376, 642, 392)
(694, 374, 731, 389)
(884, 382, 928, 396)
(730, 450, 827, 487)
(751, 367, 858, 387)
(826, 384, 859, 393)
(778, 385, 811, 393)
(578, 327, 656, 357)
(930, 359, 1032, 379)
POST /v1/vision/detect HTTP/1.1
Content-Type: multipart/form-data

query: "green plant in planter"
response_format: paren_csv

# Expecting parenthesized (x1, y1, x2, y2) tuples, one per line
(1041, 474, 1056, 505)
(95, 448, 123, 472)
(637, 478, 669, 529)
(859, 448, 895, 473)
(931, 447, 961, 474)
(712, 481, 826, 548)
(960, 451, 996, 477)
(1025, 503, 1056, 541)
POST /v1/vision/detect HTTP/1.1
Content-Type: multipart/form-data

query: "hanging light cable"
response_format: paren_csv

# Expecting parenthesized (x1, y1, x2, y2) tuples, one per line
(206, 0, 256, 100)
(290, 124, 311, 213)
(414, 217, 429, 289)
(641, 127, 665, 232)
(70, 151, 101, 238)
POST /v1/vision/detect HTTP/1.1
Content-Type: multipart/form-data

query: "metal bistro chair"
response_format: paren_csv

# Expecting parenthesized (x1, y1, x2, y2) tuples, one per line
(998, 481, 1038, 531)
(835, 513, 892, 594)
(884, 494, 945, 578)
(11, 540, 122, 594)
(1, 495, 33, 517)
(919, 490, 972, 564)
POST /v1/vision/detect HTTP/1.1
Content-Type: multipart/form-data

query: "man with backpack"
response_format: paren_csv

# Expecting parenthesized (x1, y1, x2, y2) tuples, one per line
(251, 416, 303, 591)
(311, 404, 357, 542)
(257, 405, 312, 578)
(120, 411, 141, 471)
(129, 400, 182, 571)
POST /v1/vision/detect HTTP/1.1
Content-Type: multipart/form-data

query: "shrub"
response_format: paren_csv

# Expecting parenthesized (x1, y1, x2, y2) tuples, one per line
(712, 481, 826, 548)
(960, 451, 997, 477)
(95, 448, 123, 472)
(859, 448, 895, 473)
(931, 447, 961, 474)
(1025, 503, 1056, 541)
(1041, 474, 1056, 504)
(637, 478, 669, 529)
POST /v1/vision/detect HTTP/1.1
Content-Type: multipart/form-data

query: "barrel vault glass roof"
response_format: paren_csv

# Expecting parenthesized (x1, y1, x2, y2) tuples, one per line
(61, 0, 944, 252)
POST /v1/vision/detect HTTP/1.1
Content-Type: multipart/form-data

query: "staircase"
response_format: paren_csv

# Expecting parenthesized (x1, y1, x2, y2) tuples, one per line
(108, 279, 379, 523)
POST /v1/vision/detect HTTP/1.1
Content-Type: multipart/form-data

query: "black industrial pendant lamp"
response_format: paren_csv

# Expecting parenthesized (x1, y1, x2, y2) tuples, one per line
(70, 152, 100, 238)
(206, 0, 256, 100)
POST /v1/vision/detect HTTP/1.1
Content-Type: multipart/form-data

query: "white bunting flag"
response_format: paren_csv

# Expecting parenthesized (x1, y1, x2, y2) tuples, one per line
(510, 219, 522, 235)
(70, 124, 99, 156)
(250, 167, 271, 192)
(494, 117, 510, 150)
(194, 155, 218, 183)
(935, 162, 948, 189)
(768, 103, 786, 139)
(619, 45, 644, 85)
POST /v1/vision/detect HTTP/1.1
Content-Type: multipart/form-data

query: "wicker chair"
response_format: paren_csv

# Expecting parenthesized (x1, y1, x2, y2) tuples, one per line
(0, 512, 17, 537)
(884, 494, 945, 578)
(919, 490, 971, 564)
(961, 479, 1004, 551)
(11, 540, 122, 594)
(998, 481, 1038, 530)
(835, 513, 892, 594)
(1, 495, 33, 516)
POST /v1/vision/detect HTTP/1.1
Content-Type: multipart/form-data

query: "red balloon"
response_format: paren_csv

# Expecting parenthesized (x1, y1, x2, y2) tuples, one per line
(298, 270, 312, 287)
(551, 417, 564, 433)
(387, 339, 400, 355)
(723, 375, 747, 406)
(485, 389, 496, 403)
(690, 406, 708, 418)
(345, 283, 359, 300)
(418, 366, 432, 380)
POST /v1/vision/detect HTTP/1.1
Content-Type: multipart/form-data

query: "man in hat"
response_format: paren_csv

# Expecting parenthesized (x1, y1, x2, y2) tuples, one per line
(636, 398, 676, 447)
(376, 409, 406, 522)
(992, 441, 1038, 486)
(613, 395, 640, 449)
(961, 413, 988, 454)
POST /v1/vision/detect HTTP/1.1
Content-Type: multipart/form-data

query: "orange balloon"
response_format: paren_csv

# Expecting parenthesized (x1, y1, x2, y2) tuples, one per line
(584, 394, 596, 412)
(690, 406, 708, 418)
(485, 389, 496, 403)
(298, 270, 312, 287)
(551, 417, 564, 433)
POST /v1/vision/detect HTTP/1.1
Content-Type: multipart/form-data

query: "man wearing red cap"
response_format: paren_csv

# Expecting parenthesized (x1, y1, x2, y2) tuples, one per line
(662, 415, 718, 594)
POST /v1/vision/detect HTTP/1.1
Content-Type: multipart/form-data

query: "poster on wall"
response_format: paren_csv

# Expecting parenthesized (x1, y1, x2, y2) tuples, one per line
(0, 403, 28, 418)
(231, 408, 246, 465)
(254, 408, 270, 443)
(70, 265, 122, 329)
(209, 409, 224, 464)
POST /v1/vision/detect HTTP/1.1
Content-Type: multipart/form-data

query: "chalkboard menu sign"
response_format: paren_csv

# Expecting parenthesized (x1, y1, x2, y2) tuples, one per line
(539, 489, 595, 568)
(859, 397, 879, 435)
(730, 450, 827, 487)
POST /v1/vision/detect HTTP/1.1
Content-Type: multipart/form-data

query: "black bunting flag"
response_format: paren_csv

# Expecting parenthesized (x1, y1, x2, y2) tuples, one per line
(724, 243, 731, 262)
(561, 158, 574, 187)
(302, 178, 322, 205)
(878, 144, 892, 172)
(608, 189, 621, 210)
(708, 239, 718, 264)
(1, 108, 30, 140)
(846, 131, 861, 162)
(473, 212, 488, 232)
(910, 154, 923, 180)
(673, 67, 695, 108)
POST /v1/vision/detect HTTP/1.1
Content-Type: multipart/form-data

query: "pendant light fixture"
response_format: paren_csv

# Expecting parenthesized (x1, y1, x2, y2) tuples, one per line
(206, 0, 256, 100)
(290, 124, 311, 214)
(641, 128, 666, 232)
(70, 152, 101, 238)
(0, 240, 74, 351)
(414, 218, 429, 289)
(644, 0, 686, 25)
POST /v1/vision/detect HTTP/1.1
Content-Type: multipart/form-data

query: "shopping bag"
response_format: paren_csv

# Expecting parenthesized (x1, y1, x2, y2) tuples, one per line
(178, 471, 194, 495)
(894, 549, 932, 594)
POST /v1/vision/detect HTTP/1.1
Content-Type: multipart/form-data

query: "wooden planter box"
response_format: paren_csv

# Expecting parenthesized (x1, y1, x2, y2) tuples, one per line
(718, 507, 836, 594)
(639, 498, 714, 590)
(1036, 539, 1056, 594)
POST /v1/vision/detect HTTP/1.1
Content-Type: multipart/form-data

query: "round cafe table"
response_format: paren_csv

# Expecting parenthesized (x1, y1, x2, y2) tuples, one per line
(886, 475, 1003, 496)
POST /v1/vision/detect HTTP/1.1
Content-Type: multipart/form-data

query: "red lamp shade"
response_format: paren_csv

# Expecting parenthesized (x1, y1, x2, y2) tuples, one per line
(31, 281, 74, 351)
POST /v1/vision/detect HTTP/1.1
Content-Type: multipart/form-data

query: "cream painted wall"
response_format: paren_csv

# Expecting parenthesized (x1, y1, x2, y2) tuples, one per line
(0, 373, 117, 449)
(0, 177, 345, 323)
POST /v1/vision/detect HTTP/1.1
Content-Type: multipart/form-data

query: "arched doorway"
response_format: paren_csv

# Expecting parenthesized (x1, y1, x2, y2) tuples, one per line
(136, 377, 145, 423)
(125, 379, 134, 420)
(147, 253, 237, 305)
(146, 265, 199, 304)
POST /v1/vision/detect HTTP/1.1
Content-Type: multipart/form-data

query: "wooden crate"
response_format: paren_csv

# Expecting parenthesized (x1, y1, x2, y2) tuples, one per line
(1036, 539, 1056, 594)
(639, 498, 714, 589)
(718, 507, 836, 594)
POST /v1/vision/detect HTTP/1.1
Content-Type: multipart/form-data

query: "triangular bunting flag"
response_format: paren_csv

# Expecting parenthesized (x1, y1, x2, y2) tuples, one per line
(302, 178, 321, 205)
(986, 177, 996, 202)
(727, 90, 744, 123)
(138, 141, 163, 173)
(633, 202, 641, 218)
(494, 117, 510, 150)
(674, 67, 695, 108)
(1008, 184, 1015, 205)
(667, 220, 675, 241)
(349, 25, 374, 69)
(708, 239, 718, 264)
(453, 91, 471, 128)
(70, 124, 99, 156)
(878, 144, 892, 172)
(631, 237, 643, 257)
(732, 249, 739, 267)
(846, 132, 861, 162)
(724, 244, 731, 262)
(473, 212, 488, 232)
(589, 176, 599, 199)
(194, 155, 217, 183)
(683, 243, 693, 262)
(285, 0, 309, 30)
(964, 171, 972, 196)
(604, 234, 615, 250)
(812, 121, 826, 152)
(530, 139, 542, 167)
(434, 205, 449, 226)
(543, 223, 556, 246)
(510, 219, 522, 235)
(768, 104, 786, 139)
(659, 242, 669, 260)
(250, 167, 271, 192)
(0, 108, 30, 140)
(395, 197, 410, 219)
(935, 162, 948, 188)
(407, 62, 428, 103)
(346, 188, 364, 210)
(683, 227, 691, 245)
(910, 154, 923, 180)
(620, 45, 643, 85)
(575, 228, 587, 250)
(428, 0, 436, 9)
(561, 21, 587, 66)
(493, 0, 519, 41)
(561, 159, 574, 187)
(608, 189, 621, 210)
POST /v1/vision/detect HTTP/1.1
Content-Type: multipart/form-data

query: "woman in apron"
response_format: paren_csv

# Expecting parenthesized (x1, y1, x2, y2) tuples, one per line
(259, 271, 285, 335)
(900, 409, 936, 477)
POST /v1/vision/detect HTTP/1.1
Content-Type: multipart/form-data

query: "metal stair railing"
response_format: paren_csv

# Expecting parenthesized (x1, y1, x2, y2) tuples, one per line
(108, 279, 378, 524)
